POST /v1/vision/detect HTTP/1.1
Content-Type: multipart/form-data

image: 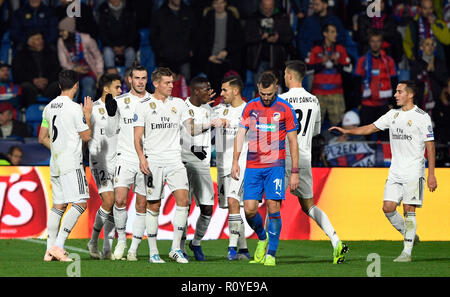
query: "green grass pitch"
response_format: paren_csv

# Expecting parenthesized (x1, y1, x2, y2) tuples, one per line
(1, 239, 449, 277)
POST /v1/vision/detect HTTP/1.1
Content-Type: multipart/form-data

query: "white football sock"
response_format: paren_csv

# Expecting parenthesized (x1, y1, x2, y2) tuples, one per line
(180, 219, 188, 253)
(145, 209, 160, 256)
(102, 213, 115, 253)
(385, 210, 405, 235)
(237, 217, 248, 250)
(307, 205, 340, 249)
(228, 214, 241, 248)
(46, 207, 64, 251)
(113, 205, 127, 242)
(192, 214, 211, 246)
(54, 204, 85, 249)
(90, 207, 110, 243)
(403, 212, 417, 256)
(128, 212, 146, 254)
(171, 206, 189, 251)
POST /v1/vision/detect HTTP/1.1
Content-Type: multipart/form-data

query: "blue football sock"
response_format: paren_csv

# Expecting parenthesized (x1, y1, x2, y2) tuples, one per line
(267, 211, 282, 257)
(246, 212, 267, 241)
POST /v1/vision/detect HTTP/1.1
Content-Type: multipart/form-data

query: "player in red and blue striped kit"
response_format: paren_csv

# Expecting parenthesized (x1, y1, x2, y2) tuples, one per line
(231, 71, 300, 266)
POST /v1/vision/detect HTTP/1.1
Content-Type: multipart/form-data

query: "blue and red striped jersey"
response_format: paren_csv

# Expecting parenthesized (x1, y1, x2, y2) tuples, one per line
(239, 96, 298, 168)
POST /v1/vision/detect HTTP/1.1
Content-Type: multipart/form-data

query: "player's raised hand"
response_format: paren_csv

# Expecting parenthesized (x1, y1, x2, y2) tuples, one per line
(427, 174, 437, 192)
(82, 96, 93, 117)
(105, 93, 118, 116)
(231, 161, 240, 180)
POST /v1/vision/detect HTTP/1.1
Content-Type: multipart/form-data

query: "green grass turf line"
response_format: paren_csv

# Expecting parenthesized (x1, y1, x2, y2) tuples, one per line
(1, 239, 449, 277)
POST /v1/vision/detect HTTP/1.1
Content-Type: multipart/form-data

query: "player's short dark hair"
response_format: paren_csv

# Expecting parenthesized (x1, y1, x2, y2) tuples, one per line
(322, 23, 337, 34)
(99, 73, 122, 92)
(257, 71, 278, 88)
(129, 62, 147, 78)
(368, 29, 383, 41)
(58, 69, 79, 91)
(398, 80, 417, 97)
(190, 76, 210, 91)
(151, 67, 174, 83)
(222, 75, 243, 93)
(8, 145, 22, 155)
(285, 60, 307, 81)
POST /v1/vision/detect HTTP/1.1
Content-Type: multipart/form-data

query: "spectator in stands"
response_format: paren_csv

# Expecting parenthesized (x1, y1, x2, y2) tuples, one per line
(354, 30, 398, 141)
(11, 30, 60, 107)
(297, 0, 347, 60)
(0, 62, 21, 109)
(7, 145, 22, 165)
(150, 0, 196, 83)
(432, 77, 450, 143)
(306, 23, 352, 127)
(9, 0, 58, 50)
(197, 0, 243, 96)
(57, 17, 103, 102)
(55, 0, 98, 40)
(244, 0, 293, 86)
(98, 0, 138, 69)
(0, 0, 12, 46)
(403, 0, 450, 64)
(410, 37, 448, 116)
(0, 102, 31, 138)
(356, 0, 403, 64)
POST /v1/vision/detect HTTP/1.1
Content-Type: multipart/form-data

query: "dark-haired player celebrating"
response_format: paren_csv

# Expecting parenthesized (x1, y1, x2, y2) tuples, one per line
(87, 73, 122, 260)
(281, 60, 348, 264)
(329, 81, 437, 262)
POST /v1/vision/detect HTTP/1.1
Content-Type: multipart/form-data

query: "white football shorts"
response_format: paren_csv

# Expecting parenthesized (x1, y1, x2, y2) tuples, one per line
(144, 161, 189, 201)
(217, 174, 244, 209)
(184, 161, 215, 206)
(113, 158, 146, 196)
(383, 177, 425, 208)
(51, 167, 90, 205)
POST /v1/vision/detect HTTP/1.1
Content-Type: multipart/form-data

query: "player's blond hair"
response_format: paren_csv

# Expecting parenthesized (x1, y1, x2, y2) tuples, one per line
(151, 67, 174, 83)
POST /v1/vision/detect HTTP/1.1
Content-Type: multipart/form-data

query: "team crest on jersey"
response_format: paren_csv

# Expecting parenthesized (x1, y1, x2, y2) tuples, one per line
(223, 108, 229, 116)
(189, 109, 194, 117)
(273, 112, 281, 121)
(124, 97, 130, 104)
(150, 102, 156, 109)
(407, 120, 412, 126)
(102, 180, 107, 186)
(171, 107, 177, 114)
(99, 108, 105, 115)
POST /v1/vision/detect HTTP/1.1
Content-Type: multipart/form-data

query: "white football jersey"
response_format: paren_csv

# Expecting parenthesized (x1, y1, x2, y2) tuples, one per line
(374, 105, 434, 182)
(213, 102, 248, 177)
(42, 96, 89, 176)
(180, 98, 217, 168)
(106, 91, 151, 165)
(279, 88, 321, 167)
(134, 95, 188, 166)
(89, 99, 118, 170)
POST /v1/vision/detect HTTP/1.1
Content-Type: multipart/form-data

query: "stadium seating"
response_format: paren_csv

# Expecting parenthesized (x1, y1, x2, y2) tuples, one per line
(138, 28, 156, 76)
(25, 103, 46, 137)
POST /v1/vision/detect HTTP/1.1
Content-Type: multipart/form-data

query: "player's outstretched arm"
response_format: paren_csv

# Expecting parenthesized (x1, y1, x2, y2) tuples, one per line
(425, 141, 437, 192)
(328, 123, 380, 136)
(134, 126, 149, 175)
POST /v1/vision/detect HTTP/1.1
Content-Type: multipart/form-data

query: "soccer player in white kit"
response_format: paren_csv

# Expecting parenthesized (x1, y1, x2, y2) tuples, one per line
(38, 70, 93, 262)
(105, 64, 150, 261)
(214, 75, 250, 261)
(87, 73, 122, 259)
(133, 67, 192, 263)
(180, 76, 219, 261)
(329, 80, 438, 262)
(280, 60, 348, 264)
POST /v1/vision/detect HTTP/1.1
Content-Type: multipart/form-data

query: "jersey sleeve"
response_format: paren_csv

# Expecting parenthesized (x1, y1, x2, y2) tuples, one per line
(418, 114, 434, 142)
(313, 103, 321, 136)
(285, 103, 299, 133)
(75, 104, 89, 133)
(180, 101, 192, 123)
(239, 102, 251, 129)
(133, 102, 145, 127)
(373, 110, 392, 131)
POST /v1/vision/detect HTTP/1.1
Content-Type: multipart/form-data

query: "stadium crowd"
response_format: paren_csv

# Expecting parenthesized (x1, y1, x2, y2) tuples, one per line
(0, 0, 449, 166)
